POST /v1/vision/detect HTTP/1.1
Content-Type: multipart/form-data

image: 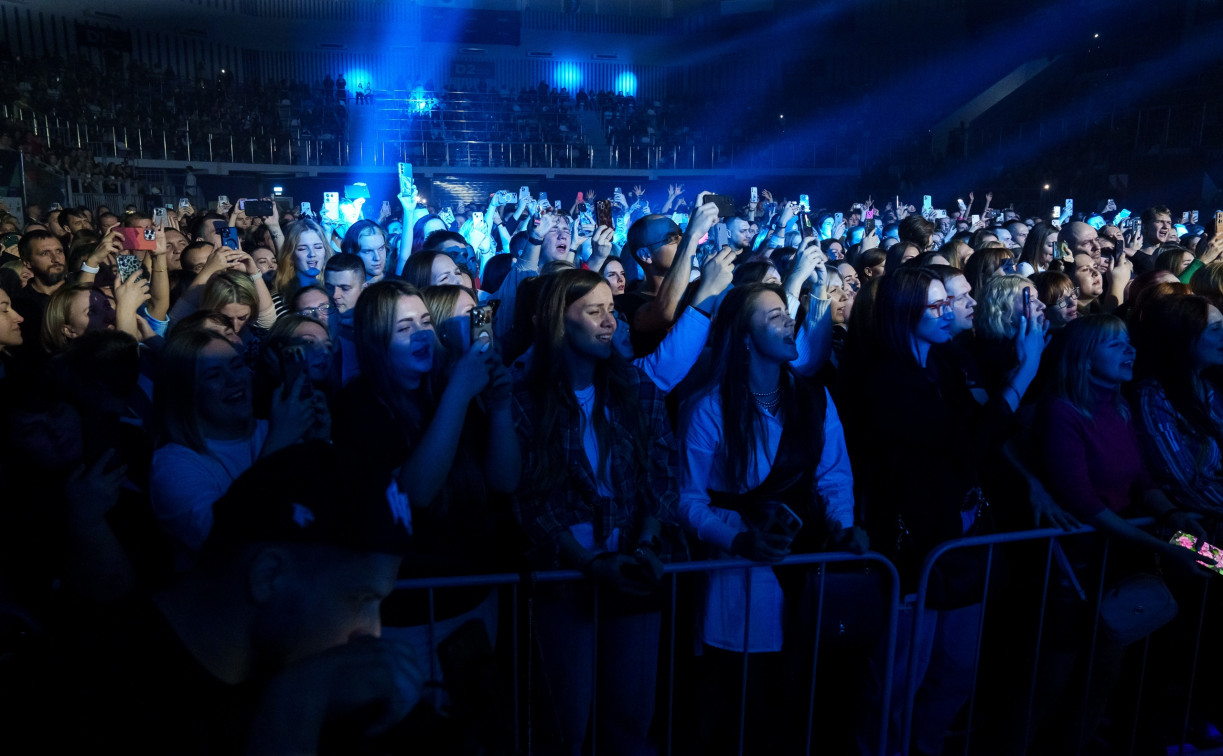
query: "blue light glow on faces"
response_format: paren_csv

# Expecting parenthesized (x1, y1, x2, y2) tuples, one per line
(555, 63, 582, 90)
(615, 71, 638, 96)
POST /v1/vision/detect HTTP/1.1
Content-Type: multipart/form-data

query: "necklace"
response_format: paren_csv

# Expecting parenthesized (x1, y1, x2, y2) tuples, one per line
(752, 385, 781, 414)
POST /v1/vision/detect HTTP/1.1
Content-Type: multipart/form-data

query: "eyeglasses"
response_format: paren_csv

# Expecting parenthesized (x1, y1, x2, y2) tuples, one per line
(1055, 288, 1080, 308)
(298, 303, 333, 319)
(924, 297, 955, 317)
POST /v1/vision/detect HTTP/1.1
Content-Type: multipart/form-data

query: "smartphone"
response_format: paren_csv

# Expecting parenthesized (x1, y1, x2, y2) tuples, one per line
(576, 191, 585, 204)
(763, 503, 803, 540)
(797, 212, 814, 239)
(505, 192, 518, 204)
(152, 207, 166, 225)
(397, 162, 413, 196)
(751, 186, 759, 204)
(472, 211, 484, 226)
(120, 227, 157, 252)
(115, 253, 143, 283)
(922, 195, 933, 214)
(470, 304, 495, 348)
(1181, 211, 1190, 224)
(971, 214, 981, 226)
(613, 186, 622, 196)
(244, 200, 273, 217)
(1051, 206, 1061, 220)
(799, 194, 810, 213)
(300, 201, 312, 216)
(539, 191, 548, 204)
(1114, 209, 1131, 222)
(1135, 219, 1144, 241)
(703, 193, 736, 219)
(1065, 199, 1074, 217)
(671, 212, 689, 228)
(833, 212, 844, 228)
(219, 227, 241, 250)
(440, 207, 455, 226)
(519, 185, 529, 199)
(218, 195, 229, 207)
(1022, 287, 1031, 320)
(1192, 210, 1199, 225)
(1216, 211, 1223, 236)
(279, 345, 313, 400)
(322, 192, 340, 221)
(179, 197, 190, 209)
(595, 199, 614, 228)
(1169, 531, 1223, 576)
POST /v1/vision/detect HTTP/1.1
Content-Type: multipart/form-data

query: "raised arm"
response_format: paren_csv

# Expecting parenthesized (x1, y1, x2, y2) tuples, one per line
(631, 193, 718, 334)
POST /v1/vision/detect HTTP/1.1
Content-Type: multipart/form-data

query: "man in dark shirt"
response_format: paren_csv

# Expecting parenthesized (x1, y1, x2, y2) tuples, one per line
(616, 196, 719, 357)
(12, 229, 67, 352)
(3, 442, 422, 753)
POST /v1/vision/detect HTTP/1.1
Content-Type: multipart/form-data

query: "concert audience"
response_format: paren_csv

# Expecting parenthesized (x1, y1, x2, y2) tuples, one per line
(3, 170, 1223, 754)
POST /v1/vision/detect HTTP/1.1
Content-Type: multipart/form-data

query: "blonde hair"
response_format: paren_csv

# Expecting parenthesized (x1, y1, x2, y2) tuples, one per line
(976, 275, 1032, 341)
(201, 270, 258, 314)
(274, 219, 329, 293)
(41, 283, 95, 352)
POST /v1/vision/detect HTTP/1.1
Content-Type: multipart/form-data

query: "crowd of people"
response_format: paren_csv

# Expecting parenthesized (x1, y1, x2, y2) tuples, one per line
(2, 175, 1223, 755)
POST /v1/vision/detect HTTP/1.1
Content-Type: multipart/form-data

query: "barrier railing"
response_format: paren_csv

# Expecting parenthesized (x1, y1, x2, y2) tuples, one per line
(903, 517, 1219, 756)
(391, 519, 1221, 756)
(393, 552, 901, 756)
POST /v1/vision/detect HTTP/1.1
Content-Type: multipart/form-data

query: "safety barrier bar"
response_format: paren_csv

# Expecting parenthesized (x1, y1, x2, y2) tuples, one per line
(393, 551, 901, 756)
(903, 516, 1219, 756)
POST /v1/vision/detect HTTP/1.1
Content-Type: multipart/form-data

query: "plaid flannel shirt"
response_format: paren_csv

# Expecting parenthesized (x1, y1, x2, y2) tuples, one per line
(511, 365, 680, 569)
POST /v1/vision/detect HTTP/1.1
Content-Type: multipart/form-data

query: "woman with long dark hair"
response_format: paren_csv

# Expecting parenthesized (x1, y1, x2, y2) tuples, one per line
(851, 266, 1044, 754)
(511, 268, 679, 755)
(678, 281, 864, 752)
(332, 278, 518, 700)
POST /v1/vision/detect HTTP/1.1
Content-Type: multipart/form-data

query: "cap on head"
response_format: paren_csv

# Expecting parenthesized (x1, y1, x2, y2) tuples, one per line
(627, 214, 680, 257)
(202, 441, 413, 560)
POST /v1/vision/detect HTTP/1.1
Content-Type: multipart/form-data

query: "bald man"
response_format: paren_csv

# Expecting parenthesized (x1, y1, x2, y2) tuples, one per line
(1058, 221, 1103, 272)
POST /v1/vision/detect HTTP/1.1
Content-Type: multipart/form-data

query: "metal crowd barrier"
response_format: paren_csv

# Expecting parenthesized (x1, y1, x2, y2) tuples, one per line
(392, 518, 1223, 756)
(903, 517, 1221, 756)
(394, 551, 901, 756)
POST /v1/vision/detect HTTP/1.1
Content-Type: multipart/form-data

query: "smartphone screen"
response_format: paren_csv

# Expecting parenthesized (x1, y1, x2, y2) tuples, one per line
(799, 194, 810, 213)
(1170, 531, 1223, 576)
(750, 187, 758, 204)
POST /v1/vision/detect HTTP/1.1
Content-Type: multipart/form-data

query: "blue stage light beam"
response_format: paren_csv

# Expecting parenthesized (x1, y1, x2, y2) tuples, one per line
(555, 62, 582, 90)
(615, 71, 638, 97)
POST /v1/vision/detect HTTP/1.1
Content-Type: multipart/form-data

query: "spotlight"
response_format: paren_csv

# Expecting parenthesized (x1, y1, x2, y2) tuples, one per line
(1043, 184, 1050, 190)
(273, 186, 283, 195)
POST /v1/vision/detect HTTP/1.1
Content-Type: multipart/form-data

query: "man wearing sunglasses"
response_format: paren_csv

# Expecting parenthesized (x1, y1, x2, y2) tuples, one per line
(618, 196, 721, 357)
